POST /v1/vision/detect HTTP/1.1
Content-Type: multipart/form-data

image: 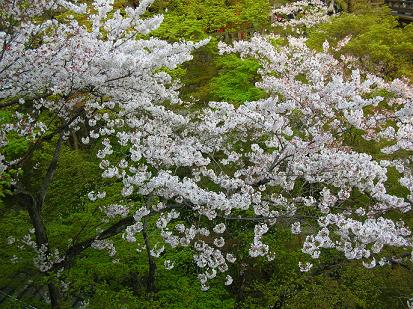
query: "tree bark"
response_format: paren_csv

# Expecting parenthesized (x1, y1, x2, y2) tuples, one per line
(142, 217, 156, 292)
(53, 203, 179, 271)
(14, 191, 62, 308)
(47, 283, 62, 309)
(14, 134, 65, 308)
(71, 131, 79, 150)
(346, 0, 352, 12)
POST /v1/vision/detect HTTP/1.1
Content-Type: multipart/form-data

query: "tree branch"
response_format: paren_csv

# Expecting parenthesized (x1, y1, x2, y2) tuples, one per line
(0, 92, 52, 109)
(53, 215, 135, 270)
(10, 107, 85, 168)
(37, 132, 65, 206)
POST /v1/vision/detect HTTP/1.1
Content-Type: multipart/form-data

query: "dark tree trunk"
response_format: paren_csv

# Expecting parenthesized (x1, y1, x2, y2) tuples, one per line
(142, 217, 156, 292)
(15, 191, 62, 308)
(48, 283, 62, 309)
(346, 0, 352, 12)
(71, 131, 79, 150)
(13, 133, 65, 308)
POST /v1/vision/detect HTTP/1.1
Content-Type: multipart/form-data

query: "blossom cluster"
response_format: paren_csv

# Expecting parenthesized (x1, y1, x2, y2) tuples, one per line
(87, 32, 413, 285)
(271, 0, 334, 31)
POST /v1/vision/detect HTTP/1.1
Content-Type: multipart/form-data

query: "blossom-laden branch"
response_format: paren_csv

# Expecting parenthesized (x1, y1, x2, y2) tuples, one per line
(88, 33, 413, 288)
(271, 0, 335, 32)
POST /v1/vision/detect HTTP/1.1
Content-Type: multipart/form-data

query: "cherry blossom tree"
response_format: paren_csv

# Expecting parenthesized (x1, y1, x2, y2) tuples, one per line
(2, 0, 413, 306)
(1, 0, 207, 306)
(91, 32, 413, 291)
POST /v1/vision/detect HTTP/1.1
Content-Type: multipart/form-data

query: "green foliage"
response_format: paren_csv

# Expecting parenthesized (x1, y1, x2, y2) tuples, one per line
(152, 0, 271, 41)
(237, 229, 413, 309)
(307, 8, 413, 81)
(150, 0, 271, 105)
(236, 0, 271, 30)
(180, 47, 220, 103)
(0, 111, 27, 201)
(209, 54, 266, 105)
